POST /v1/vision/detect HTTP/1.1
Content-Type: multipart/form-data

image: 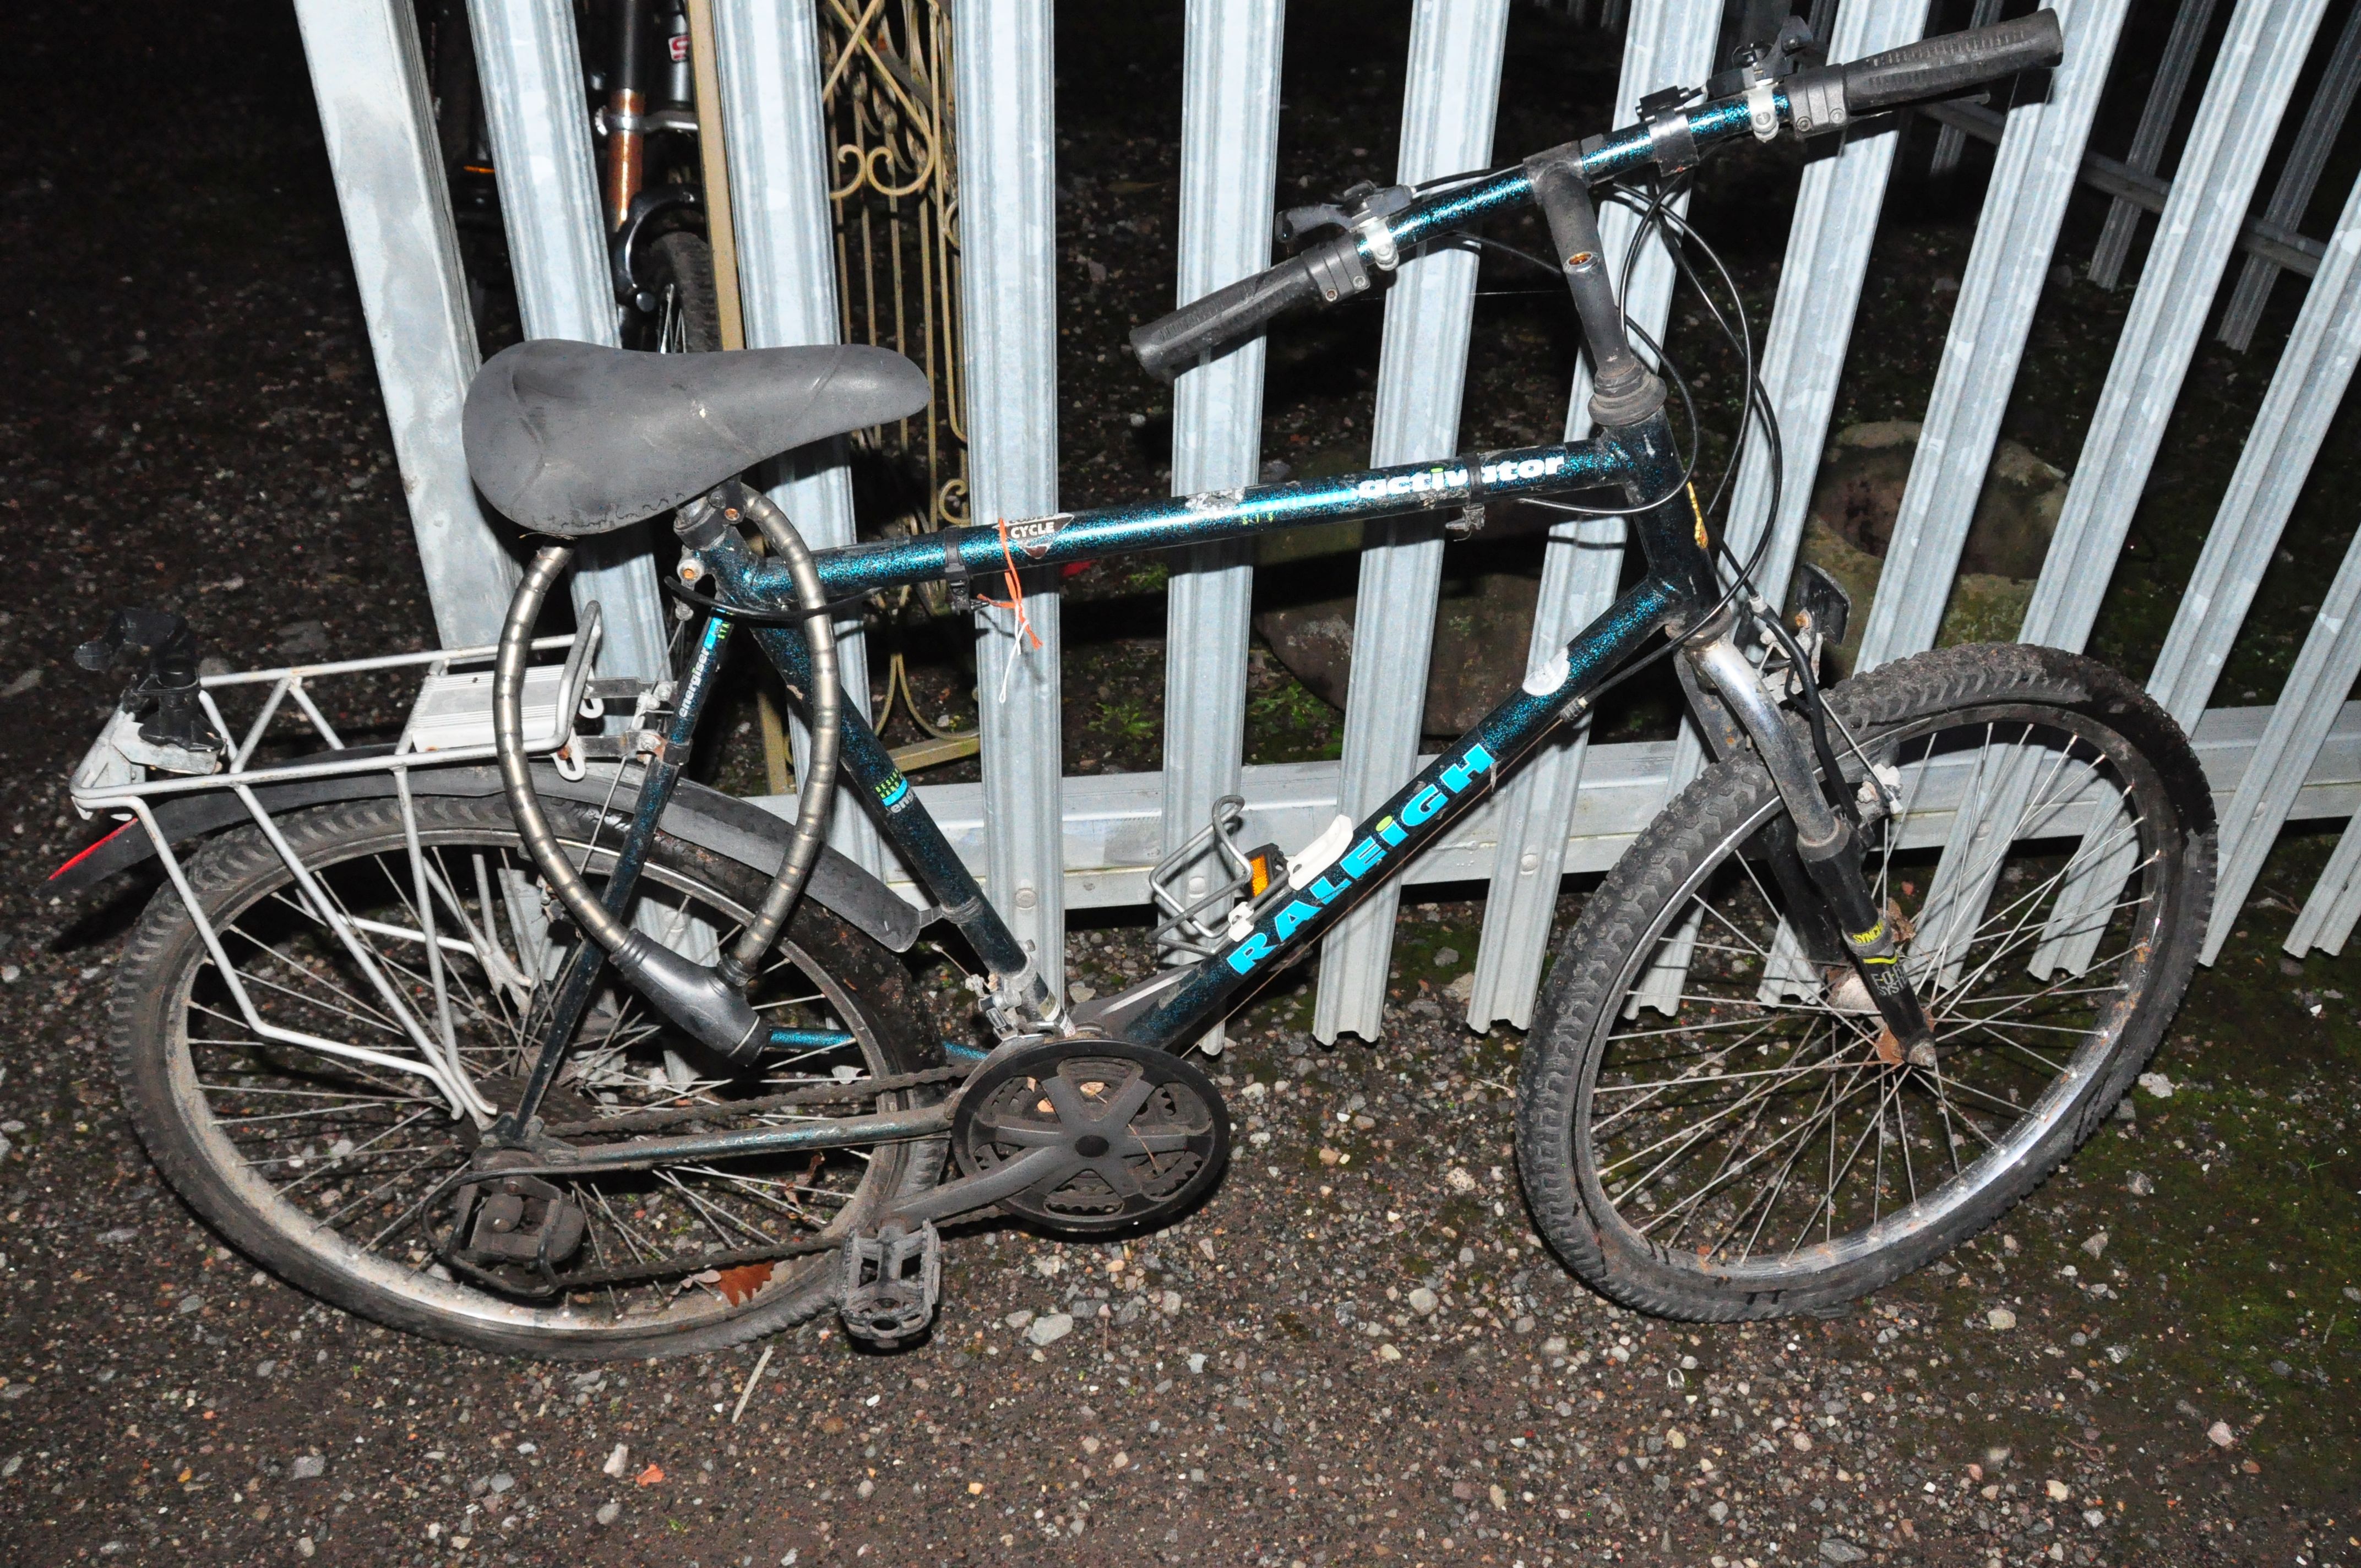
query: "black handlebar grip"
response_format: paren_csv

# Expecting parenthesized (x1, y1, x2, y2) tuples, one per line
(1130, 252, 1326, 382)
(1842, 10, 2062, 115)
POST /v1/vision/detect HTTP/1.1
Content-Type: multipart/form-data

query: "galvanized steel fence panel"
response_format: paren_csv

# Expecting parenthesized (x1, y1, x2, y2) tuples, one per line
(1310, 0, 1514, 1045)
(714, 0, 888, 876)
(300, 0, 2361, 1044)
(1161, 0, 1288, 1051)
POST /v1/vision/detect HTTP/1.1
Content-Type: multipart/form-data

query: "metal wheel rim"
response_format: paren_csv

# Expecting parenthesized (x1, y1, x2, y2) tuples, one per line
(1570, 703, 2177, 1282)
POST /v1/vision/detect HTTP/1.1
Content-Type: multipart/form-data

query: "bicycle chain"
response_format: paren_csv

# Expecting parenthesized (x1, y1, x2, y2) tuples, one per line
(540, 1061, 973, 1140)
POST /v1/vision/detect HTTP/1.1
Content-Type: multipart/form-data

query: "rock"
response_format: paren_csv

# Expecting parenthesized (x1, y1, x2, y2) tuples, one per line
(595, 1500, 621, 1526)
(1433, 948, 1460, 970)
(1540, 1336, 1569, 1359)
(0, 669, 41, 699)
(1160, 1291, 1182, 1316)
(95, 1227, 138, 1245)
(1026, 1312, 1075, 1347)
(602, 1444, 629, 1479)
(1376, 1343, 1402, 1362)
(2136, 1071, 2174, 1099)
(2207, 1421, 2235, 1449)
(1407, 1287, 1439, 1316)
(1795, 422, 2068, 672)
(1187, 1353, 1207, 1374)
(2079, 1231, 2109, 1259)
(296, 1539, 315, 1560)
(1819, 1537, 1867, 1562)
(1444, 1168, 1477, 1195)
(1708, 1500, 1729, 1523)
(176, 1294, 204, 1316)
(1442, 972, 1475, 1004)
(2112, 1097, 2136, 1121)
(290, 1455, 326, 1480)
(2127, 1171, 2154, 1197)
(487, 1473, 514, 1494)
(1004, 1309, 1036, 1331)
(275, 620, 330, 660)
(1666, 1428, 1687, 1450)
(2044, 1479, 2071, 1501)
(1986, 1307, 2017, 1331)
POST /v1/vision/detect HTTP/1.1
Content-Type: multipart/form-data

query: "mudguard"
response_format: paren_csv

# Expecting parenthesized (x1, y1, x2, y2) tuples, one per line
(50, 759, 932, 954)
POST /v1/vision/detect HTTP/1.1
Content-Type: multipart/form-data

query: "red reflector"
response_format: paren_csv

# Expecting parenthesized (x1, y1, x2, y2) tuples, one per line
(50, 820, 136, 881)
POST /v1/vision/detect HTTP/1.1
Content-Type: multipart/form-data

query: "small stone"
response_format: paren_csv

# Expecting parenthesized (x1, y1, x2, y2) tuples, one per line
(1004, 1309, 1036, 1331)
(1541, 1336, 1568, 1358)
(2044, 1479, 2070, 1501)
(1986, 1307, 2017, 1331)
(1819, 1538, 1867, 1563)
(1443, 972, 1475, 1005)
(2136, 1071, 2174, 1099)
(2084, 1508, 2107, 1527)
(290, 1455, 325, 1480)
(1081, 1435, 1101, 1456)
(1666, 1428, 1687, 1450)
(1708, 1500, 1729, 1523)
(2207, 1420, 2234, 1449)
(2079, 1231, 2108, 1259)
(1318, 1146, 1342, 1166)
(175, 1294, 204, 1316)
(1376, 1343, 1402, 1362)
(1406, 1287, 1439, 1316)
(602, 1444, 629, 1478)
(2112, 1097, 2136, 1121)
(1791, 1431, 1813, 1452)
(96, 1227, 138, 1245)
(856, 1478, 874, 1499)
(487, 1472, 514, 1494)
(595, 1500, 621, 1526)
(1159, 1290, 1182, 1316)
(1444, 1167, 1477, 1195)
(296, 1539, 315, 1560)
(2270, 1359, 2293, 1378)
(1187, 1353, 1207, 1374)
(1026, 1312, 1074, 1347)
(2127, 1171, 2153, 1197)
(1433, 948, 1460, 970)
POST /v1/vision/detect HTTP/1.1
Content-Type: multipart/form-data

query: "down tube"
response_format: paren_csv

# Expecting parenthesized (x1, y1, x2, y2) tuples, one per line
(1128, 574, 1690, 1050)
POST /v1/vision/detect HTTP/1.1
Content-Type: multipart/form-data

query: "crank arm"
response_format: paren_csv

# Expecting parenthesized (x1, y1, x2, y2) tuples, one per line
(881, 1144, 1074, 1227)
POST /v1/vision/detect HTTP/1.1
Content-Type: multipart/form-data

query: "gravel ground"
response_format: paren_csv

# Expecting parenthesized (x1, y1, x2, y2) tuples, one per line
(3, 4, 2357, 1567)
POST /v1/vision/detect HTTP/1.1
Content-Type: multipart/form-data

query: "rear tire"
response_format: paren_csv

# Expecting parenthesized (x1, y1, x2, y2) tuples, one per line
(109, 792, 944, 1359)
(1516, 644, 2215, 1320)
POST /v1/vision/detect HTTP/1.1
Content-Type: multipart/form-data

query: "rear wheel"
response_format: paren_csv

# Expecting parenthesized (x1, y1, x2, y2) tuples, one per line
(109, 792, 943, 1359)
(632, 228, 721, 355)
(1517, 644, 2215, 1320)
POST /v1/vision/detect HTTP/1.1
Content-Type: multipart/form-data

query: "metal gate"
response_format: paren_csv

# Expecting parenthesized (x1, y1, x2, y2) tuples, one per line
(289, 0, 2361, 1040)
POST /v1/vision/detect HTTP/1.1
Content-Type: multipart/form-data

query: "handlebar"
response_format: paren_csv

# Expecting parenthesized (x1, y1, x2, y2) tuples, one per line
(1129, 10, 2061, 383)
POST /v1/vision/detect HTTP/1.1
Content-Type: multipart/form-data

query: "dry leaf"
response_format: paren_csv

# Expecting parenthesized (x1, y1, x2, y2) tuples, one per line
(713, 1263, 773, 1307)
(635, 1463, 665, 1486)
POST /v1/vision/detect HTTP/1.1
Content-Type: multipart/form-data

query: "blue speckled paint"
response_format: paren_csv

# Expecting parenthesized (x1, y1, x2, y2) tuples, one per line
(767, 1028, 858, 1053)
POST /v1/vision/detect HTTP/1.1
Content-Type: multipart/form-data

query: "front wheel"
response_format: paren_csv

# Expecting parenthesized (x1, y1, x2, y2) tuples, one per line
(1517, 643, 2216, 1320)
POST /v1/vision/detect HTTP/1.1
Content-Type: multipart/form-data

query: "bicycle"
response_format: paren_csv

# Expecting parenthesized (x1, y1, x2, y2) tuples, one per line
(61, 9, 2216, 1359)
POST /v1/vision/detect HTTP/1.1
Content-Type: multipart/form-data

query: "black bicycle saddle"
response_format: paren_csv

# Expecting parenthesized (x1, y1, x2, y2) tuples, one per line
(463, 339, 931, 536)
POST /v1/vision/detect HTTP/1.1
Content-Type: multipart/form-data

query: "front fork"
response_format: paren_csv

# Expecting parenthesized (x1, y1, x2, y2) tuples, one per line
(1686, 632, 1936, 1059)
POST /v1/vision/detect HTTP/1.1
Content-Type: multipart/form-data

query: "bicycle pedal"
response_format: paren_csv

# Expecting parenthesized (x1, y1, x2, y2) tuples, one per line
(837, 1221, 941, 1348)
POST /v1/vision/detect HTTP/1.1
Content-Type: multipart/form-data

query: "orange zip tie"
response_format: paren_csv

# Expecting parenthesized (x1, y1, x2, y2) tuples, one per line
(979, 517, 1045, 652)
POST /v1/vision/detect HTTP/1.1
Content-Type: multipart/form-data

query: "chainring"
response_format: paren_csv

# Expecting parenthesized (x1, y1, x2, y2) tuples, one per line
(950, 1037, 1229, 1236)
